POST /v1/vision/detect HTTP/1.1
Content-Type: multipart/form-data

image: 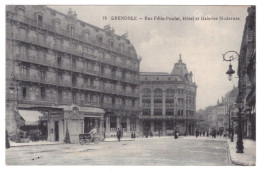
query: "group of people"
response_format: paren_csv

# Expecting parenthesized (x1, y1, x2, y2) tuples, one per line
(194, 129, 224, 138)
(195, 129, 209, 138)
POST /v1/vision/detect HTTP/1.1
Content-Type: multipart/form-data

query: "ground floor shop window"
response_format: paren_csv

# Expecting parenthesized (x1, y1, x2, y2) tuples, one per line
(130, 123, 136, 131)
(19, 121, 48, 142)
(166, 121, 174, 130)
(121, 122, 127, 132)
(110, 117, 117, 132)
(84, 117, 95, 133)
(154, 120, 162, 131)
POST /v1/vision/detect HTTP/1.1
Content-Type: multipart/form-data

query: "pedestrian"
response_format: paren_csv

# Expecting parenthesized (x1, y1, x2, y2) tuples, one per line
(184, 131, 187, 137)
(174, 130, 178, 139)
(195, 129, 199, 138)
(203, 131, 205, 137)
(207, 131, 209, 137)
(6, 130, 10, 149)
(116, 128, 121, 142)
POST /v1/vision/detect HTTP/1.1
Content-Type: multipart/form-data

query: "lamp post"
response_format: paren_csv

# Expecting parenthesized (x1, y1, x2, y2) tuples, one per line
(222, 51, 243, 153)
(229, 104, 234, 142)
(236, 93, 244, 153)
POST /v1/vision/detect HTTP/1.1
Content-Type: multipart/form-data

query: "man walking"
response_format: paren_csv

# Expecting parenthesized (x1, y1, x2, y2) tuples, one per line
(117, 128, 122, 142)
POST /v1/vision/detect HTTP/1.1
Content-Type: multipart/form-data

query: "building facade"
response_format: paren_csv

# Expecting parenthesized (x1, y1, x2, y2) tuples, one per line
(223, 86, 239, 136)
(237, 6, 256, 140)
(139, 56, 197, 136)
(6, 5, 141, 143)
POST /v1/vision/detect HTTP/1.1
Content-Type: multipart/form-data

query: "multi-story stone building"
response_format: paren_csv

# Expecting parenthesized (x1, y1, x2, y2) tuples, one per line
(139, 55, 197, 136)
(6, 5, 141, 143)
(237, 6, 256, 140)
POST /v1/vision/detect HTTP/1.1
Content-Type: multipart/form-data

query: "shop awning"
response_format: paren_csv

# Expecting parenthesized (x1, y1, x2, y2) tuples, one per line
(18, 110, 44, 125)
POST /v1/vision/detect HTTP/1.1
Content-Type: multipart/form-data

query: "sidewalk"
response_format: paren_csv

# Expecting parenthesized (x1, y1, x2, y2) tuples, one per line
(227, 136, 256, 166)
(181, 135, 227, 141)
(9, 140, 63, 147)
(103, 136, 170, 142)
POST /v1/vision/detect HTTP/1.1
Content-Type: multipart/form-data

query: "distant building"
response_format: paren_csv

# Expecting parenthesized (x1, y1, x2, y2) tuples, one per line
(6, 5, 141, 143)
(223, 86, 239, 134)
(139, 55, 197, 136)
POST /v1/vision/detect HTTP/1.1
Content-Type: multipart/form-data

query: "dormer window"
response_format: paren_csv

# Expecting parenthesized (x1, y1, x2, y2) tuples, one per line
(109, 40, 114, 48)
(69, 26, 75, 36)
(37, 14, 43, 25)
(97, 35, 103, 43)
(83, 30, 90, 39)
(18, 8, 25, 16)
(120, 43, 125, 52)
(15, 5, 25, 16)
(52, 18, 61, 30)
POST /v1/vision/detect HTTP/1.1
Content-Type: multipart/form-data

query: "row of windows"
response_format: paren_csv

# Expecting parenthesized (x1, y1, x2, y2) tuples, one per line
(18, 36, 138, 71)
(20, 65, 137, 91)
(142, 98, 188, 104)
(20, 86, 137, 106)
(142, 88, 191, 97)
(142, 109, 194, 116)
(13, 6, 136, 56)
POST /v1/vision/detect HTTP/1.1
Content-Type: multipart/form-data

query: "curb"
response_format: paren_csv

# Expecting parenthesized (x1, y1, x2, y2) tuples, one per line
(226, 139, 255, 166)
(10, 143, 65, 148)
(103, 139, 135, 142)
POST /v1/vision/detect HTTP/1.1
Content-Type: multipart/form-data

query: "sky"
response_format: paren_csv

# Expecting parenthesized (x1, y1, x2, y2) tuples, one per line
(49, 5, 249, 110)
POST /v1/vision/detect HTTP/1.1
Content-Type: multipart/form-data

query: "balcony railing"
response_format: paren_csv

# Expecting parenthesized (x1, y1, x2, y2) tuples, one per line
(15, 74, 138, 97)
(166, 103, 175, 107)
(102, 103, 139, 111)
(154, 103, 163, 107)
(15, 52, 138, 85)
(139, 115, 198, 120)
(13, 33, 138, 73)
(8, 13, 138, 60)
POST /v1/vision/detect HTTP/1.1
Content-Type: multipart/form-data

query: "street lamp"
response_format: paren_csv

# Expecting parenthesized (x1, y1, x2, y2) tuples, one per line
(222, 50, 243, 153)
(222, 51, 239, 81)
(226, 64, 235, 81)
(236, 93, 244, 153)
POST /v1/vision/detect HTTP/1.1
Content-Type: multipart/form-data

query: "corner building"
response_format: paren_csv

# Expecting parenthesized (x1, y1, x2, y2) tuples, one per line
(6, 5, 141, 143)
(139, 56, 197, 136)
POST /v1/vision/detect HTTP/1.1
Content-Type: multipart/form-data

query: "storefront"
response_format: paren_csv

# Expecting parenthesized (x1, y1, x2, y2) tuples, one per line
(47, 104, 105, 143)
(11, 109, 48, 143)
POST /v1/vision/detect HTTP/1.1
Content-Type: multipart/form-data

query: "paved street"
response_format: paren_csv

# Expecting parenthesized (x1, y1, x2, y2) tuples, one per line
(6, 137, 231, 166)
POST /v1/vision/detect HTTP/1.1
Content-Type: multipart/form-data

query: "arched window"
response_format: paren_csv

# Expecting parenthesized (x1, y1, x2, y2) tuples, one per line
(35, 12, 44, 26)
(142, 88, 151, 97)
(109, 39, 114, 48)
(52, 18, 61, 30)
(119, 43, 125, 52)
(154, 88, 162, 97)
(166, 89, 175, 97)
(83, 29, 90, 39)
(97, 34, 103, 43)
(15, 5, 25, 16)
